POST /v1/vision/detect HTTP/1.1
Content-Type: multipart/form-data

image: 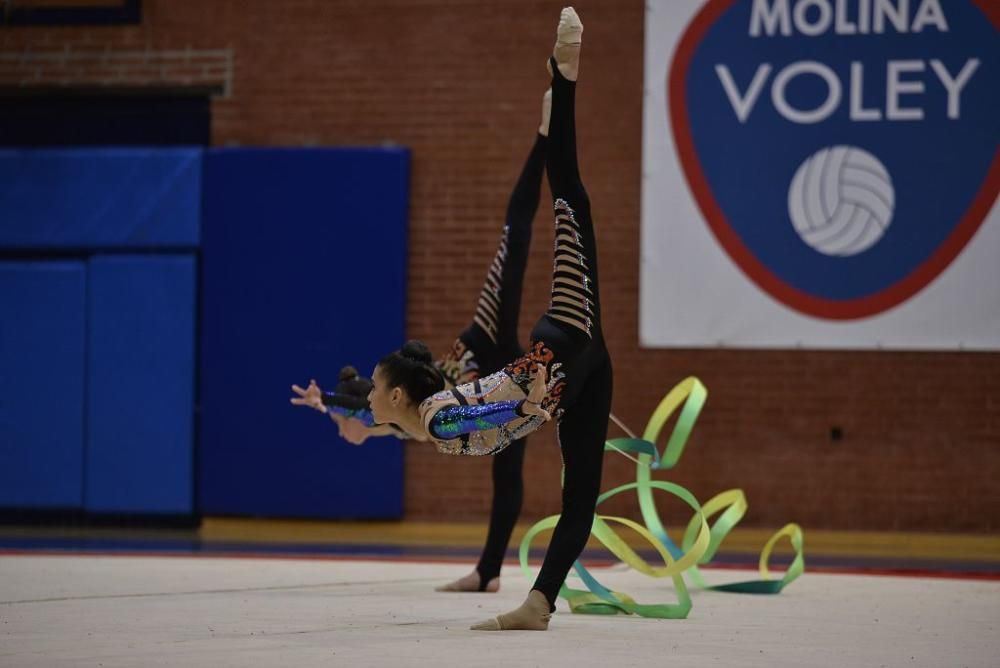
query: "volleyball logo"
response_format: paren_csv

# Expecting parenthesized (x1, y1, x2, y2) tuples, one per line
(788, 146, 894, 257)
(667, 0, 1000, 319)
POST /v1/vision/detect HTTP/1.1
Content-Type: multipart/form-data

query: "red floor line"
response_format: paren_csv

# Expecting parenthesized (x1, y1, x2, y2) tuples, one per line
(2, 548, 998, 581)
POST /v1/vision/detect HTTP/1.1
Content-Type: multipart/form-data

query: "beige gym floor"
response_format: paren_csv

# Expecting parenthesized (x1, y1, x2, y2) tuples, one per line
(2, 552, 998, 667)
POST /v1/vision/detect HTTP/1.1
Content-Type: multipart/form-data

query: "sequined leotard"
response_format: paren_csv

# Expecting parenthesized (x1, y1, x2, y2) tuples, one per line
(419, 370, 548, 455)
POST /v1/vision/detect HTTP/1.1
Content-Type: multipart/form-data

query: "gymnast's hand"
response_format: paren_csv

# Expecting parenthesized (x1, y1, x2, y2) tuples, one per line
(521, 364, 551, 420)
(290, 379, 325, 412)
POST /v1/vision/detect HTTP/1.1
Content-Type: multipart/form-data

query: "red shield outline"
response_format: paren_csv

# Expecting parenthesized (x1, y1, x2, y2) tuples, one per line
(668, 0, 1000, 320)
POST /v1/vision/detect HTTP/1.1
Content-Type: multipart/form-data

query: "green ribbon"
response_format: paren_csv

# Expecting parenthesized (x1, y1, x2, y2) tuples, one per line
(519, 376, 806, 619)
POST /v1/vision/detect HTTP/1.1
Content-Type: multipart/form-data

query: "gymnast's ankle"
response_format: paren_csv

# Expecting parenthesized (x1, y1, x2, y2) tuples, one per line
(539, 88, 552, 137)
(435, 570, 499, 593)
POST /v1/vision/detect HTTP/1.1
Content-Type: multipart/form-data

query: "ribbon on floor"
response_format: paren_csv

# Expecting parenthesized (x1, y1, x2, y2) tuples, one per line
(519, 376, 805, 619)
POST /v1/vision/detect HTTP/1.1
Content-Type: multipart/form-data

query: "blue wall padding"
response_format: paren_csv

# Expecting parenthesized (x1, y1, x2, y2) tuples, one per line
(199, 147, 409, 519)
(0, 262, 87, 508)
(84, 255, 196, 513)
(0, 148, 201, 249)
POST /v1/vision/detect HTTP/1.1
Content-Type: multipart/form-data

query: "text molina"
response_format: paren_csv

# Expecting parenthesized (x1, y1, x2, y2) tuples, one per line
(749, 0, 949, 37)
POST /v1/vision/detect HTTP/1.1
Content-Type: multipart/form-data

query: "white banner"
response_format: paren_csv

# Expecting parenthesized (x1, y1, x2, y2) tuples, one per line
(640, 0, 1000, 349)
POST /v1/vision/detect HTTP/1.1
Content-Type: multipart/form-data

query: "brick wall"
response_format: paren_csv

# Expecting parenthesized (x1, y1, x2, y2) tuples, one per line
(3, 0, 997, 532)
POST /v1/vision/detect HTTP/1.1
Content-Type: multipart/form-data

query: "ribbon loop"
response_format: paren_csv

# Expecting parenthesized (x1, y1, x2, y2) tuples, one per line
(518, 376, 806, 619)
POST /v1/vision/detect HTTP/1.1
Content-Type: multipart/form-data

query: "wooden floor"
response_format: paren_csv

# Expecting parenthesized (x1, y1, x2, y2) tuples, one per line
(198, 518, 1000, 562)
(2, 519, 998, 578)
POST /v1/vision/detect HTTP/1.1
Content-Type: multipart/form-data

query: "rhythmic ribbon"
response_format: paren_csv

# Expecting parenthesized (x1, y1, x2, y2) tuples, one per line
(519, 376, 805, 618)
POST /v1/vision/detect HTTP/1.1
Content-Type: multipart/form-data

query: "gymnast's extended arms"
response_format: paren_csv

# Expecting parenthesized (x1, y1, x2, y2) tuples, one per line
(290, 379, 406, 443)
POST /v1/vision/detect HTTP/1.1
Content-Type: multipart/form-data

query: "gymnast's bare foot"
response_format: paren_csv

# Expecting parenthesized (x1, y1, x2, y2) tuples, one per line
(435, 570, 499, 593)
(469, 590, 552, 631)
(548, 7, 583, 81)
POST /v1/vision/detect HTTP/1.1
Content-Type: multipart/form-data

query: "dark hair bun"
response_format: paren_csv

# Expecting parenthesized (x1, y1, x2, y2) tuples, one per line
(377, 340, 444, 403)
(399, 340, 433, 365)
(334, 365, 373, 403)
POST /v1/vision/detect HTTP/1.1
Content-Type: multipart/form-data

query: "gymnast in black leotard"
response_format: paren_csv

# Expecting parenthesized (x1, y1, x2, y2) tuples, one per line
(365, 7, 611, 631)
(290, 94, 552, 595)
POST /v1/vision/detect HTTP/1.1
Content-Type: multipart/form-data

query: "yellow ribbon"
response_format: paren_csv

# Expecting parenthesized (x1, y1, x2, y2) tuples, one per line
(519, 376, 806, 618)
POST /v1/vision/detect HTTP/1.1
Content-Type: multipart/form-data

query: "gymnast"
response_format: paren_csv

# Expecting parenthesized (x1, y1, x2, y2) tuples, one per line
(290, 90, 553, 595)
(364, 7, 611, 631)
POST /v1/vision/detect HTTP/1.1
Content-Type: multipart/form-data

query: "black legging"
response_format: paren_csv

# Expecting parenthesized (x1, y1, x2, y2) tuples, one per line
(450, 133, 548, 589)
(524, 59, 613, 608)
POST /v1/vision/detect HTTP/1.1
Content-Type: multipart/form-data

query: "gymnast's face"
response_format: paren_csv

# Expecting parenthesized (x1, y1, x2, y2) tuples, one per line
(368, 365, 405, 424)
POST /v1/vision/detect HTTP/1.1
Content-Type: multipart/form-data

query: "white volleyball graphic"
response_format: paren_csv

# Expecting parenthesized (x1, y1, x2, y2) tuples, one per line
(788, 146, 894, 256)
